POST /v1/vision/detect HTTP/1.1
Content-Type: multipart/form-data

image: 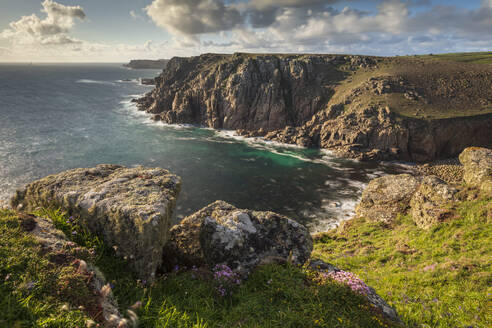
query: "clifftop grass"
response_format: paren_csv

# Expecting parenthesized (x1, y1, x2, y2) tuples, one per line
(313, 196, 492, 328)
(0, 207, 397, 328)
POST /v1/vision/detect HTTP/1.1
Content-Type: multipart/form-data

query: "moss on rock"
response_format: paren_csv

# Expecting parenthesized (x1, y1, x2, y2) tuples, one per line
(11, 164, 181, 280)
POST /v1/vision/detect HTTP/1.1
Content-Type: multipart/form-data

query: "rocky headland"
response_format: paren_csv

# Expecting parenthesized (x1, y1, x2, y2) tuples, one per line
(134, 53, 492, 162)
(123, 59, 169, 69)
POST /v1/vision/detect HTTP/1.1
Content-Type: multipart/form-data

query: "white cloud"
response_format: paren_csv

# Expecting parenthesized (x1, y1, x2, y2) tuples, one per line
(145, 0, 242, 35)
(130, 10, 144, 20)
(1, 0, 85, 45)
(1, 0, 492, 62)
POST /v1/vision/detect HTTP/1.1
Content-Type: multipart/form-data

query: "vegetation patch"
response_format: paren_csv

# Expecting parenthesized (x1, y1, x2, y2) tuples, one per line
(313, 196, 492, 328)
(1, 208, 399, 328)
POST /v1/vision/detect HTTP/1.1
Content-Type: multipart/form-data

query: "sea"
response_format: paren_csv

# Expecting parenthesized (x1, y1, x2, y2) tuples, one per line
(0, 63, 408, 232)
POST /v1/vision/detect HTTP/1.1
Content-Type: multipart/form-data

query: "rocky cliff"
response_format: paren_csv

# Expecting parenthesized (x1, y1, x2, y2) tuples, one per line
(124, 59, 169, 69)
(136, 53, 492, 162)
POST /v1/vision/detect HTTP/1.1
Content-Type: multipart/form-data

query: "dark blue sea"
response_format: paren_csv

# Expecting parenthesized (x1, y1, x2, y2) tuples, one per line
(0, 63, 406, 232)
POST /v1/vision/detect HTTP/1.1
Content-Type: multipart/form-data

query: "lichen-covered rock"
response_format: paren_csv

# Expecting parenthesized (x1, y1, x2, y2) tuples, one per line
(163, 200, 312, 275)
(410, 176, 458, 228)
(307, 259, 399, 322)
(23, 215, 127, 327)
(459, 147, 492, 193)
(355, 174, 421, 222)
(11, 164, 181, 280)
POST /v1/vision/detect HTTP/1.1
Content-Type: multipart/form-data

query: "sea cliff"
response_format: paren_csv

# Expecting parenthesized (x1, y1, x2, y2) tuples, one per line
(135, 53, 492, 162)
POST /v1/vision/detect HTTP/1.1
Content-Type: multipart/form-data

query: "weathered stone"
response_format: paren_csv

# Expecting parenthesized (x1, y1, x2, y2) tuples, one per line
(11, 164, 181, 280)
(459, 147, 492, 190)
(355, 174, 421, 222)
(410, 176, 458, 228)
(163, 200, 312, 275)
(25, 215, 126, 327)
(307, 259, 399, 322)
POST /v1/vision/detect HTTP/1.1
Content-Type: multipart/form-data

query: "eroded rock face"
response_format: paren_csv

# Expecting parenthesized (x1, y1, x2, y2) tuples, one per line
(11, 164, 181, 280)
(355, 174, 421, 222)
(163, 200, 313, 275)
(135, 53, 371, 132)
(459, 147, 492, 192)
(410, 176, 458, 228)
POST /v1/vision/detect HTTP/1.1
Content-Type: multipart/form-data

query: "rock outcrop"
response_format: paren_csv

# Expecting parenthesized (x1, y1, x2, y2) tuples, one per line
(355, 174, 421, 222)
(356, 147, 492, 228)
(136, 53, 492, 162)
(135, 53, 368, 131)
(163, 200, 313, 275)
(410, 176, 458, 228)
(459, 147, 492, 194)
(11, 164, 181, 280)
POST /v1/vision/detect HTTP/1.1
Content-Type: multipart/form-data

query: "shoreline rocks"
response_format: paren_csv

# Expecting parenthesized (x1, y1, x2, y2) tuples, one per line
(11, 164, 181, 281)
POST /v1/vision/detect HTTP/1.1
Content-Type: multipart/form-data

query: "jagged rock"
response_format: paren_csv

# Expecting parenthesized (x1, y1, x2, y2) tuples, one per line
(163, 200, 312, 275)
(25, 215, 126, 327)
(459, 147, 492, 193)
(135, 53, 375, 132)
(307, 259, 399, 322)
(11, 164, 181, 280)
(135, 53, 492, 162)
(355, 174, 421, 222)
(410, 176, 458, 228)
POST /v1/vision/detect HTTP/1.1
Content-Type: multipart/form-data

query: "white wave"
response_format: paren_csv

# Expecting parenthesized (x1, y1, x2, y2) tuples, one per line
(306, 197, 361, 233)
(76, 79, 116, 86)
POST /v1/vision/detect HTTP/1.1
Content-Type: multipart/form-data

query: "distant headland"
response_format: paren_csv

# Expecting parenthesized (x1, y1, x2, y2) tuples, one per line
(123, 59, 169, 69)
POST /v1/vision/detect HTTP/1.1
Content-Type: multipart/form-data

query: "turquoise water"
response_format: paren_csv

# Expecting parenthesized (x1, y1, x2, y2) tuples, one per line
(0, 63, 405, 232)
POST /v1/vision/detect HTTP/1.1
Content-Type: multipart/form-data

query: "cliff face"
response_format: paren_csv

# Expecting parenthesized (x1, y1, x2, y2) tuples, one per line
(135, 53, 375, 130)
(136, 53, 492, 162)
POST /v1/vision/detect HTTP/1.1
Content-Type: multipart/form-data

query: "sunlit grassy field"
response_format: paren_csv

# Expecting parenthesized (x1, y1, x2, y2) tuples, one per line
(0, 208, 398, 328)
(313, 196, 492, 328)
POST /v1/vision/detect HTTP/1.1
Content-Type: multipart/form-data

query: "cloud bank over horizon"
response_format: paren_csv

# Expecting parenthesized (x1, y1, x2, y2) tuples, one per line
(0, 0, 491, 62)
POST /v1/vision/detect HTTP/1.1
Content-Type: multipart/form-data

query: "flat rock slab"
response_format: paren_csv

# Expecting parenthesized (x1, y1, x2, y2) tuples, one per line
(163, 200, 313, 275)
(355, 174, 421, 222)
(11, 164, 181, 280)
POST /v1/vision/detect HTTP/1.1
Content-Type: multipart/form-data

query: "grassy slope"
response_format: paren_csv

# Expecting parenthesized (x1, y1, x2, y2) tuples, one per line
(0, 207, 397, 328)
(312, 196, 492, 328)
(325, 52, 492, 120)
(415, 52, 492, 64)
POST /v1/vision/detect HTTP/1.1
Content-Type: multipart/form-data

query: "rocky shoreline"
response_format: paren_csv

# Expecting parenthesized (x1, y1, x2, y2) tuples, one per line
(134, 53, 492, 162)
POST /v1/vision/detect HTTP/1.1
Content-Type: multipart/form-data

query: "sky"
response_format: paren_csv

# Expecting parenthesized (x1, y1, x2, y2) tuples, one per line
(0, 0, 491, 62)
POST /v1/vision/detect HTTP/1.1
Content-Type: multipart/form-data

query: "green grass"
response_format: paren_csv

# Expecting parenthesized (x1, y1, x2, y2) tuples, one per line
(0, 209, 90, 327)
(312, 196, 492, 328)
(0, 208, 398, 328)
(415, 52, 492, 64)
